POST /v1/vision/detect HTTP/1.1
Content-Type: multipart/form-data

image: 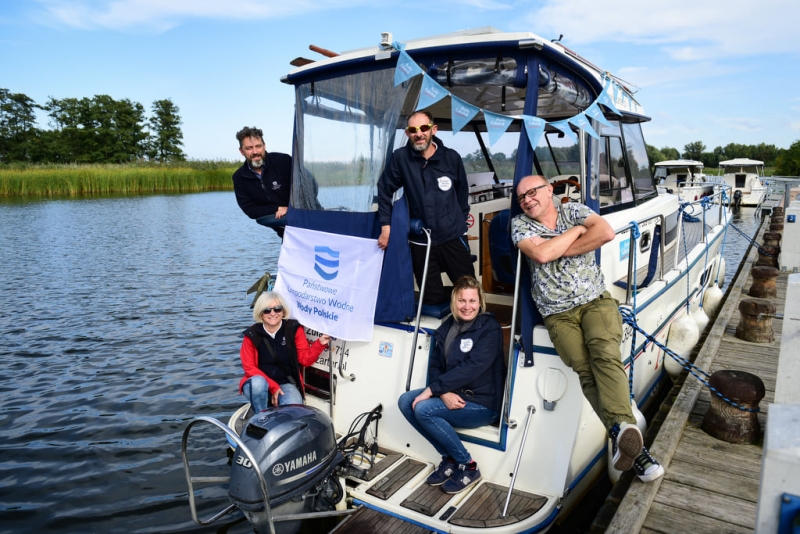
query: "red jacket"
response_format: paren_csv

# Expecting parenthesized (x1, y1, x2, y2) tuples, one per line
(238, 322, 327, 396)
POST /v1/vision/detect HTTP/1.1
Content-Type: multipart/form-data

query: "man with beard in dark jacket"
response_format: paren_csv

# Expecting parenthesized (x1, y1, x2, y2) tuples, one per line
(377, 111, 475, 305)
(232, 126, 291, 239)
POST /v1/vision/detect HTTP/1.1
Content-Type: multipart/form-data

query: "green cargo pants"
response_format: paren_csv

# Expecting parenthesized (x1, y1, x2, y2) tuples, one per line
(543, 292, 635, 431)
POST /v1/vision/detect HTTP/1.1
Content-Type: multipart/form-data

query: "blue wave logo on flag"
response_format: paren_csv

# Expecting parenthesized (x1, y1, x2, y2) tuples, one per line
(314, 246, 340, 280)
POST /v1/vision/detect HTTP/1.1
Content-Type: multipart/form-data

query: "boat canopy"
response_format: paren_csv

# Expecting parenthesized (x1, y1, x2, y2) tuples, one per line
(282, 29, 657, 323)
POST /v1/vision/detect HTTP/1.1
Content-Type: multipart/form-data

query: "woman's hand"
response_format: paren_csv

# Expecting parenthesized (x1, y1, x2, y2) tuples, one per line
(411, 387, 433, 410)
(440, 392, 466, 410)
(318, 334, 331, 346)
(271, 387, 284, 407)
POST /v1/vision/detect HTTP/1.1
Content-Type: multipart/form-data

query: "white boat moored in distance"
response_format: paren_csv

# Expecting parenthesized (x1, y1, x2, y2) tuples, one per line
(182, 27, 733, 534)
(717, 158, 766, 206)
(654, 159, 715, 202)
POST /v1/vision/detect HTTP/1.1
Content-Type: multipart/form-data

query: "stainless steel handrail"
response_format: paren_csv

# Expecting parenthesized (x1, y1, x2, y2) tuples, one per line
(501, 405, 536, 517)
(501, 251, 523, 429)
(405, 228, 432, 391)
(337, 340, 355, 381)
(616, 213, 666, 306)
(182, 416, 276, 534)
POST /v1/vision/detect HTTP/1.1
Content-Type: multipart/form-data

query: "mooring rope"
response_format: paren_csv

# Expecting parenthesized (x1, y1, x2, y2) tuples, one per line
(728, 221, 777, 257)
(618, 308, 759, 413)
(625, 221, 641, 402)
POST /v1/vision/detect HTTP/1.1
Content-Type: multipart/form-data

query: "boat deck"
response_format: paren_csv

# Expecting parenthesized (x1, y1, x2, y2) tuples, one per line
(601, 218, 786, 533)
(328, 448, 549, 533)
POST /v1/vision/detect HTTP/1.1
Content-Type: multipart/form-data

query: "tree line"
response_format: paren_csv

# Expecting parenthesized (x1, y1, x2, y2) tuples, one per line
(0, 88, 186, 164)
(647, 140, 800, 175)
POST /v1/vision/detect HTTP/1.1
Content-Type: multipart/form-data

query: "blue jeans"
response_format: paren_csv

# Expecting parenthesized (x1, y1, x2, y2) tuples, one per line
(242, 376, 303, 412)
(255, 214, 286, 238)
(398, 388, 498, 464)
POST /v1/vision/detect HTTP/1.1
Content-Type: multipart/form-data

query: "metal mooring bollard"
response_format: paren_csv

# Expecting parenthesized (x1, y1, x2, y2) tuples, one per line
(756, 245, 780, 269)
(772, 206, 784, 217)
(701, 370, 765, 444)
(749, 266, 780, 298)
(769, 222, 784, 233)
(762, 231, 782, 248)
(736, 298, 776, 343)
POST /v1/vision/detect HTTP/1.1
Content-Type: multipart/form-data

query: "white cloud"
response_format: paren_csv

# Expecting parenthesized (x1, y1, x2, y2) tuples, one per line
(524, 0, 800, 60)
(33, 0, 369, 31)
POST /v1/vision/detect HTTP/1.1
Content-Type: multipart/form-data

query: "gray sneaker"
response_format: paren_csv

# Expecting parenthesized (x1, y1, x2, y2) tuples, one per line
(610, 422, 643, 472)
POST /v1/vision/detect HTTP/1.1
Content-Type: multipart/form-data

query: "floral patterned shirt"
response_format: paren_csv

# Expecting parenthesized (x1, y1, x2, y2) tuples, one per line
(511, 203, 606, 317)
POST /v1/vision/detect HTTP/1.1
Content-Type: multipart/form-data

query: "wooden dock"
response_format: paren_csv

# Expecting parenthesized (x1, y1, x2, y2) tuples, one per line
(602, 219, 786, 533)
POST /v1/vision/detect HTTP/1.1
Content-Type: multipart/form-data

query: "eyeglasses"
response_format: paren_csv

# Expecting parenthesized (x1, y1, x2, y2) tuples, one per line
(516, 184, 549, 204)
(261, 306, 284, 315)
(405, 123, 434, 134)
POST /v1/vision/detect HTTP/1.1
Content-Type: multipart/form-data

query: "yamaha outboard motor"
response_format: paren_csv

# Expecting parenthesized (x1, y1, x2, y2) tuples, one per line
(228, 405, 343, 534)
(733, 189, 742, 208)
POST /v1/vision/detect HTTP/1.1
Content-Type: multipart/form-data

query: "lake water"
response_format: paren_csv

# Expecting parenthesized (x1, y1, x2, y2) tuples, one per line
(0, 193, 762, 534)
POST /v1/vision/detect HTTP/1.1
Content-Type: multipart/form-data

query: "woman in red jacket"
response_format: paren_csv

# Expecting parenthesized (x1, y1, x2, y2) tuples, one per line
(239, 291, 330, 411)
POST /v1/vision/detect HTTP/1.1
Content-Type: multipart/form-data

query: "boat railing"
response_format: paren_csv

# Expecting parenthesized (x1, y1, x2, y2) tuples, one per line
(181, 416, 355, 534)
(501, 250, 524, 429)
(182, 416, 276, 533)
(405, 223, 433, 392)
(615, 213, 667, 306)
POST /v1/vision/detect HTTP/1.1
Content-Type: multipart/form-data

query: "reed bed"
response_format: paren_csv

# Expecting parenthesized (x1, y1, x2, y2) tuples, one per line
(0, 162, 239, 198)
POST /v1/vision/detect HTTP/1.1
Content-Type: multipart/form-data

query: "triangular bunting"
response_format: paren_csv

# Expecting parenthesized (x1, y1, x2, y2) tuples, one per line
(549, 120, 578, 143)
(483, 110, 514, 146)
(394, 49, 423, 87)
(597, 76, 622, 116)
(522, 115, 546, 150)
(451, 96, 481, 134)
(584, 101, 612, 128)
(416, 72, 448, 110)
(568, 113, 599, 139)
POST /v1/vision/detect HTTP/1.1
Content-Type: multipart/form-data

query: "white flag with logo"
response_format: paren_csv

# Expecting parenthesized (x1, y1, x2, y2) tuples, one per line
(274, 227, 384, 342)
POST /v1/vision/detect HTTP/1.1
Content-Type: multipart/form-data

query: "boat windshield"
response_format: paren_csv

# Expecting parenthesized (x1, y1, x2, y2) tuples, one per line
(293, 68, 412, 213)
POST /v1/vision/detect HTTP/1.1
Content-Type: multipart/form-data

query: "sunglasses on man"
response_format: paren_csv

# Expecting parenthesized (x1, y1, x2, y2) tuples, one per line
(405, 124, 434, 134)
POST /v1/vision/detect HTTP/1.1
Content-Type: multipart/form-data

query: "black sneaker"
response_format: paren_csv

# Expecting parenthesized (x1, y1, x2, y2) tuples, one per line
(609, 422, 643, 472)
(632, 447, 664, 482)
(426, 456, 457, 486)
(441, 462, 481, 494)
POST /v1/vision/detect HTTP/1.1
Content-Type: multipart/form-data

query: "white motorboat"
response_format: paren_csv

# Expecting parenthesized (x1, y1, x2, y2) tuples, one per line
(183, 27, 731, 534)
(717, 158, 766, 206)
(654, 159, 714, 202)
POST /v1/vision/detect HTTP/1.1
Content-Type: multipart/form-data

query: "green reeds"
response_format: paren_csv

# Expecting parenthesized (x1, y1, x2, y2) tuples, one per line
(0, 161, 239, 198)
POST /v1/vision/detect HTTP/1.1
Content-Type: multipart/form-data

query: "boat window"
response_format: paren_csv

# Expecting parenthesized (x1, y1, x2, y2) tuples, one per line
(536, 64, 594, 118)
(427, 57, 527, 115)
(622, 123, 657, 202)
(293, 69, 411, 212)
(597, 134, 629, 208)
(536, 131, 580, 179)
(395, 125, 520, 183)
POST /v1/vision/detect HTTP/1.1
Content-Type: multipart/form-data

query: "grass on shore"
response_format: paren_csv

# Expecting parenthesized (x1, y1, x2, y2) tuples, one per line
(0, 161, 239, 198)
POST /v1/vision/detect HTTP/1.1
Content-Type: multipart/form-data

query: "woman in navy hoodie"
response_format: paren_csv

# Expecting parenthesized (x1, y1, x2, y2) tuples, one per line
(398, 276, 505, 495)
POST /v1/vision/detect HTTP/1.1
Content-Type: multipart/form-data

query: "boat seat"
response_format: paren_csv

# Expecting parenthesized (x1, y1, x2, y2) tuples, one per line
(415, 300, 451, 319)
(488, 209, 516, 285)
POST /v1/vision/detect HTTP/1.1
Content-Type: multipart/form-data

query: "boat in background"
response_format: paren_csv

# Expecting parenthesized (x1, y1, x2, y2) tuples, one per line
(182, 27, 732, 534)
(717, 158, 766, 207)
(654, 159, 714, 202)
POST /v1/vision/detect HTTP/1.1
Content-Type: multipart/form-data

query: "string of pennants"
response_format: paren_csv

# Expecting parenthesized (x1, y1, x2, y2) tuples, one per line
(392, 41, 635, 149)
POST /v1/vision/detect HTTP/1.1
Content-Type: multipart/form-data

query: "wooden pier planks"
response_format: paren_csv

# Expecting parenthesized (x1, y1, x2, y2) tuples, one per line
(607, 219, 788, 533)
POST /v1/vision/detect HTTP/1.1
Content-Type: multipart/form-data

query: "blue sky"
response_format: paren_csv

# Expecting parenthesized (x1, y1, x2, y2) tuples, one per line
(2, 0, 798, 160)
